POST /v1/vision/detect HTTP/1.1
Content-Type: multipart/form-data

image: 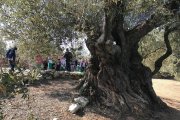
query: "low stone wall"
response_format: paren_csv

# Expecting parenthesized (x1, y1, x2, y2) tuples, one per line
(0, 67, 84, 81)
(41, 70, 84, 80)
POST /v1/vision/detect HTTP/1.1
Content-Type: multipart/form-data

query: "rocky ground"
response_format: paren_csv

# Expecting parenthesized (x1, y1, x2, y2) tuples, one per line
(0, 78, 180, 120)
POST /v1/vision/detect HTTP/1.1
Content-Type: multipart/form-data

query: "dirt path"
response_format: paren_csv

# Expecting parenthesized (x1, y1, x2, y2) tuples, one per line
(0, 79, 180, 120)
(153, 79, 180, 110)
(152, 79, 180, 120)
(1, 79, 112, 120)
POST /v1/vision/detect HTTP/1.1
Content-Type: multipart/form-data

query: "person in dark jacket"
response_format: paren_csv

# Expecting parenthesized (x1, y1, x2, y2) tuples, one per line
(6, 46, 17, 71)
(43, 58, 48, 70)
(64, 48, 72, 71)
(55, 59, 61, 71)
(74, 59, 78, 71)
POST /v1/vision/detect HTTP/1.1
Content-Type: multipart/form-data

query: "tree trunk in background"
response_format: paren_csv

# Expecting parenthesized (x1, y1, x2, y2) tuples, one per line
(76, 1, 167, 116)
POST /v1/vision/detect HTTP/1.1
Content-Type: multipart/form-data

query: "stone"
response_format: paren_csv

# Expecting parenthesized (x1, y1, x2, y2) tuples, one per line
(74, 97, 89, 107)
(68, 103, 81, 113)
(53, 118, 58, 120)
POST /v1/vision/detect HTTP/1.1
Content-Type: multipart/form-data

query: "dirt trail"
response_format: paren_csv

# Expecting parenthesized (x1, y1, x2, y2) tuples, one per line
(1, 79, 111, 120)
(0, 79, 180, 120)
(153, 79, 180, 110)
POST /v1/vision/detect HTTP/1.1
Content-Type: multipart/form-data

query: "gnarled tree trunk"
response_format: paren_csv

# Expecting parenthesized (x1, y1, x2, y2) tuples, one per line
(76, 1, 170, 117)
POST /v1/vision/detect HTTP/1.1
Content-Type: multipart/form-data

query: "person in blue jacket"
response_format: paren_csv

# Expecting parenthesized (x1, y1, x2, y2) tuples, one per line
(6, 46, 17, 71)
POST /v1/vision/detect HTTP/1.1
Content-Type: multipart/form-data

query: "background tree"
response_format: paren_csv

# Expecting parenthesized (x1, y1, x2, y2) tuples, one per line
(0, 0, 78, 62)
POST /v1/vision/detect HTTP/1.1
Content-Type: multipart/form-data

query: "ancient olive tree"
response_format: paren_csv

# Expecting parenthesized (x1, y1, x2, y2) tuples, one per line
(74, 0, 180, 115)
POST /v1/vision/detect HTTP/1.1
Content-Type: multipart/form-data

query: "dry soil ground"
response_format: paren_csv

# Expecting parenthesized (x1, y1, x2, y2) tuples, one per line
(153, 79, 180, 111)
(0, 78, 180, 120)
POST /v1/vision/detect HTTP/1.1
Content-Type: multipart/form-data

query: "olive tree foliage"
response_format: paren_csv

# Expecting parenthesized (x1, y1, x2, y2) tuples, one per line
(0, 0, 79, 60)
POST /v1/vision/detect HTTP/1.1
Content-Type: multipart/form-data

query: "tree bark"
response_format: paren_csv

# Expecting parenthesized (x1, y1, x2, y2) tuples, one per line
(76, 1, 170, 117)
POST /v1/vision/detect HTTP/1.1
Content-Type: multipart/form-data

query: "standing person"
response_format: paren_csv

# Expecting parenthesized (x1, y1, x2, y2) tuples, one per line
(52, 59, 56, 69)
(64, 48, 72, 71)
(85, 59, 89, 68)
(60, 57, 66, 71)
(55, 59, 61, 71)
(80, 59, 86, 72)
(43, 57, 48, 70)
(74, 58, 78, 71)
(71, 59, 77, 71)
(35, 53, 43, 69)
(6, 46, 17, 71)
(48, 57, 53, 70)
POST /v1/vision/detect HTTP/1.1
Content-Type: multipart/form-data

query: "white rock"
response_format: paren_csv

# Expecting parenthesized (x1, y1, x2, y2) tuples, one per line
(36, 74, 43, 80)
(68, 103, 81, 113)
(14, 70, 19, 73)
(74, 97, 89, 107)
(24, 69, 31, 73)
(21, 69, 31, 76)
(23, 72, 29, 76)
(53, 118, 58, 120)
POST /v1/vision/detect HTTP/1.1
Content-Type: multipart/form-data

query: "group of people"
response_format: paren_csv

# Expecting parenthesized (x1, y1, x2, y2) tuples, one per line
(36, 49, 88, 72)
(5, 47, 88, 72)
